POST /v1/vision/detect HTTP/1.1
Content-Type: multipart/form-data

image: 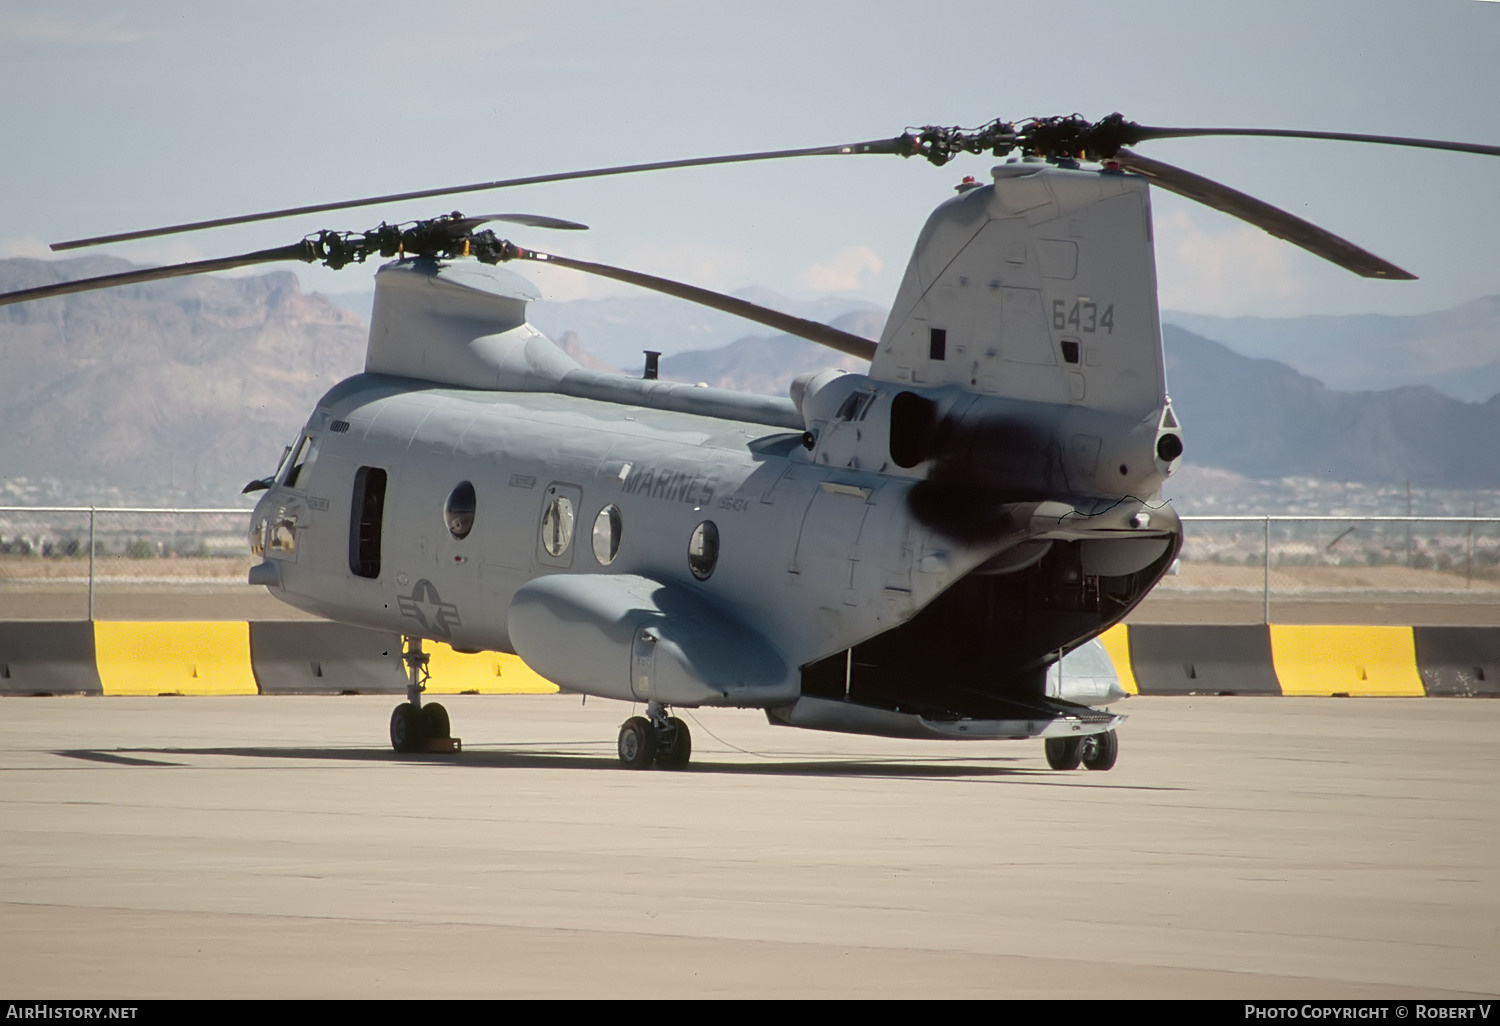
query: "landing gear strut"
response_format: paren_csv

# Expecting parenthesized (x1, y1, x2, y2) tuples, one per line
(389, 636, 459, 753)
(1045, 729, 1117, 771)
(618, 703, 692, 770)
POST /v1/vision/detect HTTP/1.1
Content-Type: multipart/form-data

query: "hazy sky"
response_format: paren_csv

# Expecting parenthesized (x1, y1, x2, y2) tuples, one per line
(3, 0, 1497, 321)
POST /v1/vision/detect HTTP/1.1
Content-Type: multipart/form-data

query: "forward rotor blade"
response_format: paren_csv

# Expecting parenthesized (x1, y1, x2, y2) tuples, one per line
(51, 138, 905, 252)
(0, 244, 315, 307)
(1127, 125, 1500, 158)
(1114, 149, 1416, 280)
(508, 247, 878, 361)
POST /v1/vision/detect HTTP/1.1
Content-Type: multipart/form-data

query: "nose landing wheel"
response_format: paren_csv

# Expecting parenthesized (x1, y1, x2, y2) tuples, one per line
(389, 636, 460, 753)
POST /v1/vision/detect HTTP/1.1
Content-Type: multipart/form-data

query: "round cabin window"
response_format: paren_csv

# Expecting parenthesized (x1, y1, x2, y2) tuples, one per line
(592, 505, 623, 565)
(688, 521, 719, 580)
(444, 481, 477, 539)
(541, 492, 576, 557)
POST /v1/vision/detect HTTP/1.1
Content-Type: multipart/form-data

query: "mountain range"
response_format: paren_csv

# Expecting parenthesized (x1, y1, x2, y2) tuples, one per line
(1161, 325, 1500, 487)
(1165, 297, 1500, 402)
(1, 257, 365, 503)
(4, 256, 1499, 506)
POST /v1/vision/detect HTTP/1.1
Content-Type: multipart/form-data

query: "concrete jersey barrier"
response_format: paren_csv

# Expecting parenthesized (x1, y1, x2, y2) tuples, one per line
(0, 620, 559, 696)
(0, 620, 1496, 698)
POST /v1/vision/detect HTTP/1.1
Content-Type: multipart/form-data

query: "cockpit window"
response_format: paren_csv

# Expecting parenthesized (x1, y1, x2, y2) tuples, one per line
(282, 436, 315, 489)
(445, 481, 477, 540)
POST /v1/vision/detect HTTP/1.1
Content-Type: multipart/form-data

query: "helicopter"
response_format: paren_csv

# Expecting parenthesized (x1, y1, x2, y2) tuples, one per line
(6, 114, 1497, 771)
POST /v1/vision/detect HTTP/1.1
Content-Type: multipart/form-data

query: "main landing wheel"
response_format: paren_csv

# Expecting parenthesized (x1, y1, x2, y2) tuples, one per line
(654, 716, 692, 770)
(1080, 730, 1119, 772)
(618, 716, 657, 769)
(390, 703, 427, 753)
(1044, 735, 1083, 770)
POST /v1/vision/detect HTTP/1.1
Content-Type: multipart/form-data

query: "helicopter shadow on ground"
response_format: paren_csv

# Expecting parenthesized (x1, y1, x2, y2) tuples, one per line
(51, 744, 1186, 789)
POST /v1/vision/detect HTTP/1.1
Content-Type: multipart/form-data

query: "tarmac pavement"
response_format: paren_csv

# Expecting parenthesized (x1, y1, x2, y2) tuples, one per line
(1, 693, 1496, 999)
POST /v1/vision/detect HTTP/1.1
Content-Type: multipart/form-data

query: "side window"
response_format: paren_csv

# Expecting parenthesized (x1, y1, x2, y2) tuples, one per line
(541, 493, 576, 556)
(592, 505, 622, 566)
(349, 466, 387, 579)
(688, 521, 719, 580)
(445, 481, 476, 540)
(537, 483, 583, 568)
(835, 391, 874, 422)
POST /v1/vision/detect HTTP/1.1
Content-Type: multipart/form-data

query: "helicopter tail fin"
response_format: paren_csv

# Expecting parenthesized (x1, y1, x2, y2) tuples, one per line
(872, 161, 1169, 424)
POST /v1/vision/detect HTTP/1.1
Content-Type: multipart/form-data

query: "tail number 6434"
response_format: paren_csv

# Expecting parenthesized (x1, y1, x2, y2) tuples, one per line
(1052, 299, 1114, 334)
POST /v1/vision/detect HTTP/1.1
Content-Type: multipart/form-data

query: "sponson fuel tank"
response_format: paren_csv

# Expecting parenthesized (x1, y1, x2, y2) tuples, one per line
(508, 574, 794, 705)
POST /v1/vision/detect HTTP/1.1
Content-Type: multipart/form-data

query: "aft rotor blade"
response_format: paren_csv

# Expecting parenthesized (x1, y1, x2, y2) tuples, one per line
(1127, 125, 1500, 158)
(509, 247, 878, 361)
(0, 244, 315, 307)
(51, 139, 905, 252)
(1114, 149, 1416, 280)
(480, 213, 589, 231)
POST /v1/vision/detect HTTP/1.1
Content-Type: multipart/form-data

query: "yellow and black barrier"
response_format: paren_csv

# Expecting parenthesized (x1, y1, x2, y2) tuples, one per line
(1106, 623, 1500, 697)
(0, 620, 559, 697)
(0, 620, 1495, 698)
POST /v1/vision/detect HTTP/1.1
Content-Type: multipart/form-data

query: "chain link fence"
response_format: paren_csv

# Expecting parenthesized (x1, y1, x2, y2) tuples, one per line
(0, 506, 253, 620)
(1159, 515, 1500, 622)
(4, 507, 1500, 623)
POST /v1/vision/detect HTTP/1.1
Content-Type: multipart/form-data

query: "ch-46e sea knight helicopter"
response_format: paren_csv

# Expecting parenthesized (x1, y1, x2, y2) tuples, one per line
(6, 114, 1497, 770)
